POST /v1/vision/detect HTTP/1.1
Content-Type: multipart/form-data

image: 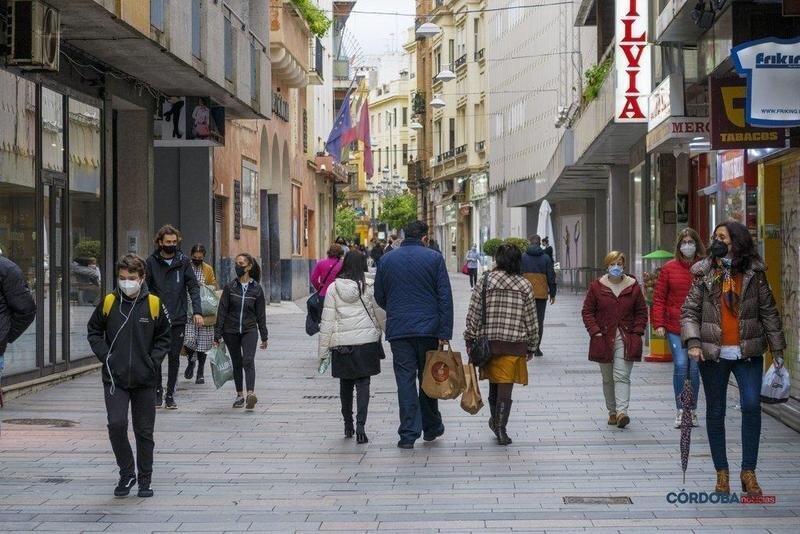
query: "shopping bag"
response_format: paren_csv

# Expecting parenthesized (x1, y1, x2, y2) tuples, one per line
(461, 263, 469, 275)
(422, 343, 466, 400)
(460, 363, 484, 414)
(761, 361, 790, 404)
(189, 284, 220, 317)
(209, 341, 233, 390)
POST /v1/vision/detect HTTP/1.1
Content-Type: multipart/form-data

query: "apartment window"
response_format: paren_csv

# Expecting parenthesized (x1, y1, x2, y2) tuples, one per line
(448, 39, 455, 70)
(393, 108, 397, 127)
(435, 119, 442, 154)
(250, 42, 259, 103)
(292, 185, 302, 255)
(241, 159, 259, 227)
(402, 144, 408, 164)
(449, 118, 455, 152)
(402, 107, 407, 126)
(224, 16, 234, 82)
(378, 148, 382, 169)
(393, 144, 397, 168)
(474, 18, 479, 54)
(384, 147, 388, 168)
(191, 0, 202, 58)
(435, 47, 442, 74)
(151, 0, 164, 31)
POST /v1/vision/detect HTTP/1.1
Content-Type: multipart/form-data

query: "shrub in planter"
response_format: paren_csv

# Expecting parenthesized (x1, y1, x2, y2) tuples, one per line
(504, 237, 530, 254)
(482, 238, 504, 258)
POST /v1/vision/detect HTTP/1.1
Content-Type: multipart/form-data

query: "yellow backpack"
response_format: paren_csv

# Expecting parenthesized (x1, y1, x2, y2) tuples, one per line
(102, 293, 161, 321)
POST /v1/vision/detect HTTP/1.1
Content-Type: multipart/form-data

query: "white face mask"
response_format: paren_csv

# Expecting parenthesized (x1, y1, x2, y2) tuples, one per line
(680, 243, 697, 259)
(118, 279, 142, 298)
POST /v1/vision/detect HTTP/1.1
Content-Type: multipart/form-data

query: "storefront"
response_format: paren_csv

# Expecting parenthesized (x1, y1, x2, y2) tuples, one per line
(0, 69, 106, 384)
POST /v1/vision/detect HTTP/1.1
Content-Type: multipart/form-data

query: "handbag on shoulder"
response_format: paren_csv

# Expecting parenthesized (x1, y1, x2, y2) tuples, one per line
(468, 272, 493, 368)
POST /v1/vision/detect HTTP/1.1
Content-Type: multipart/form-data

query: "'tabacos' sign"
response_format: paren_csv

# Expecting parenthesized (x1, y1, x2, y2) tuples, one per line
(731, 37, 800, 127)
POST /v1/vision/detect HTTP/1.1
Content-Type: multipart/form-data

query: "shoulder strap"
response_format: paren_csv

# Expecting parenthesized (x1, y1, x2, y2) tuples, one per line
(147, 295, 160, 321)
(322, 261, 339, 285)
(358, 292, 380, 331)
(479, 272, 489, 329)
(102, 293, 116, 316)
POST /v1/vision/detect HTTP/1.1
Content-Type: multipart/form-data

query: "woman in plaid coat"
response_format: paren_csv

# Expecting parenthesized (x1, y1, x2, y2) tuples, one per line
(464, 244, 539, 445)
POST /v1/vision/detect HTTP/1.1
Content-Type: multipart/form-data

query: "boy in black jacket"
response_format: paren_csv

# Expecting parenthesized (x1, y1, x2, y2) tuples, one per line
(87, 254, 171, 498)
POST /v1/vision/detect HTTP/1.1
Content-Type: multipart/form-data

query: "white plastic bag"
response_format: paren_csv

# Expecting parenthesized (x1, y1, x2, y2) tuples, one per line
(761, 362, 790, 404)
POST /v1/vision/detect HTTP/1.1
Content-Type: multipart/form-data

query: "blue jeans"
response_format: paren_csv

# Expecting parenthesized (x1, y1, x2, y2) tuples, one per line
(668, 333, 700, 410)
(698, 356, 763, 471)
(390, 337, 444, 444)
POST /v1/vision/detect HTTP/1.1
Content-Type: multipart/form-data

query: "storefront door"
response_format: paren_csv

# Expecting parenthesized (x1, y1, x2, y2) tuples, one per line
(42, 177, 67, 370)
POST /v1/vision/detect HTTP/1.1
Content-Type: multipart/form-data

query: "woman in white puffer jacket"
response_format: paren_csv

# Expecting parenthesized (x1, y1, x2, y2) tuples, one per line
(319, 251, 386, 444)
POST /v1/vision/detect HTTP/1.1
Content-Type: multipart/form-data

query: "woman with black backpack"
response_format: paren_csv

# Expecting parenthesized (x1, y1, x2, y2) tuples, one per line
(213, 253, 268, 410)
(318, 252, 386, 444)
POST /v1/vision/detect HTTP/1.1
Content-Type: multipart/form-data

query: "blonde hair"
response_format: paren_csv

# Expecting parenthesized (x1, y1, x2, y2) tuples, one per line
(604, 250, 625, 267)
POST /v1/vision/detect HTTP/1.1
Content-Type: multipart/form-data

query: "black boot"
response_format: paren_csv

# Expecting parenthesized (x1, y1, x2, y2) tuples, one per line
(195, 353, 206, 384)
(340, 380, 354, 438)
(184, 353, 195, 380)
(488, 384, 499, 438)
(496, 399, 513, 446)
(355, 378, 370, 444)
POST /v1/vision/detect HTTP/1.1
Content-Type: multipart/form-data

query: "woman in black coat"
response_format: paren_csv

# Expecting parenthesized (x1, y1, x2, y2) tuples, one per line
(214, 253, 268, 410)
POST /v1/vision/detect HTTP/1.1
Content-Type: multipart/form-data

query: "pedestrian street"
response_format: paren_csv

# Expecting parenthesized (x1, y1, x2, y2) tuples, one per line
(1, 274, 799, 533)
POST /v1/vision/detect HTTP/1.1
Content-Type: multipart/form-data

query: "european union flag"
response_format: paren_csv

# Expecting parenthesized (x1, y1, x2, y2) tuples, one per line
(325, 90, 353, 163)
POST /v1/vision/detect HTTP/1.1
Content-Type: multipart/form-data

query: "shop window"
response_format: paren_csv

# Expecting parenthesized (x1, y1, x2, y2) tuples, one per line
(241, 158, 258, 227)
(42, 87, 63, 172)
(68, 98, 103, 360)
(250, 41, 259, 104)
(292, 184, 302, 255)
(0, 71, 37, 375)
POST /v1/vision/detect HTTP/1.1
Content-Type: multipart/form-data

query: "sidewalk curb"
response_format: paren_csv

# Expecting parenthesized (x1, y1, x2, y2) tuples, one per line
(1, 363, 101, 404)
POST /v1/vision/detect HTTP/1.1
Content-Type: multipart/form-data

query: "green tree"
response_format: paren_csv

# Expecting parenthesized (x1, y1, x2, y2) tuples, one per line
(335, 206, 357, 241)
(378, 194, 417, 232)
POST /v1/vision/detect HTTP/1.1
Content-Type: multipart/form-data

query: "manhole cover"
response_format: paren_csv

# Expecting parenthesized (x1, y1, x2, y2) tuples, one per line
(2, 418, 78, 428)
(563, 496, 632, 505)
(564, 369, 597, 374)
(302, 395, 339, 400)
(41, 478, 70, 484)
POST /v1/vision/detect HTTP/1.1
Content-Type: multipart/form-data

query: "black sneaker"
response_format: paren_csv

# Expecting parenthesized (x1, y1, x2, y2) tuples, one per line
(137, 483, 154, 498)
(184, 359, 195, 380)
(156, 387, 163, 408)
(113, 474, 137, 497)
(165, 395, 177, 410)
(423, 427, 444, 442)
(397, 441, 414, 449)
(232, 397, 245, 408)
(534, 349, 544, 357)
(195, 376, 205, 385)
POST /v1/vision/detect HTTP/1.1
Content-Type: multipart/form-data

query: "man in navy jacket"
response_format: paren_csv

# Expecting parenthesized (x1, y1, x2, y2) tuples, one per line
(375, 220, 453, 449)
(521, 235, 557, 357)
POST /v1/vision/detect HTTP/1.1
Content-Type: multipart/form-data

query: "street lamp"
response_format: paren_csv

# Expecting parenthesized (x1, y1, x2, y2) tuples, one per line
(430, 94, 446, 109)
(415, 21, 441, 38)
(410, 117, 423, 130)
(435, 69, 456, 82)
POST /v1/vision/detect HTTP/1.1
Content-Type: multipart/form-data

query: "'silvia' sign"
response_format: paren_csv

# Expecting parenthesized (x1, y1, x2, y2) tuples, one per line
(615, 0, 651, 123)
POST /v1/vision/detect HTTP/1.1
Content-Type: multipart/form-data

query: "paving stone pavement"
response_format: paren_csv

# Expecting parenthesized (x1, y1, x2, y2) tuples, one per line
(1, 274, 799, 533)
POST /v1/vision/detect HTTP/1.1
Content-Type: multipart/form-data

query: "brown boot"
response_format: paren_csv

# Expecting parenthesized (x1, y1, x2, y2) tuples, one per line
(714, 469, 730, 494)
(740, 470, 762, 496)
(607, 413, 617, 425)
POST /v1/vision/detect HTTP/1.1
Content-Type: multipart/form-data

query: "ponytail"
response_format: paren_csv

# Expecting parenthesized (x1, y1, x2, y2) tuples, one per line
(237, 253, 262, 282)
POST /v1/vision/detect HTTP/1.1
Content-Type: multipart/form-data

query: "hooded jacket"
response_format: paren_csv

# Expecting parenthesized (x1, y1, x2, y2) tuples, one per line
(214, 279, 268, 342)
(681, 258, 785, 361)
(521, 245, 557, 298)
(374, 238, 454, 341)
(318, 278, 386, 360)
(86, 287, 172, 389)
(0, 256, 36, 354)
(145, 250, 202, 325)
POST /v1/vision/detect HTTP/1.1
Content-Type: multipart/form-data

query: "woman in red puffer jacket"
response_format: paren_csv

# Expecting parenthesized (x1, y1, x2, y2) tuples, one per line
(651, 228, 706, 428)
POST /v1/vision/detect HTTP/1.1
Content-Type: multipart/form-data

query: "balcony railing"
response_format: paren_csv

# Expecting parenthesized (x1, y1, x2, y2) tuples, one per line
(455, 144, 467, 156)
(474, 48, 485, 62)
(333, 58, 350, 80)
(272, 91, 289, 121)
(442, 149, 454, 160)
(475, 140, 486, 152)
(455, 54, 467, 69)
(308, 37, 324, 83)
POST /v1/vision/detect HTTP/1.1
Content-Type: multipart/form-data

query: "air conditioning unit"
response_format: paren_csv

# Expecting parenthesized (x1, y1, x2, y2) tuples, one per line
(7, 0, 60, 71)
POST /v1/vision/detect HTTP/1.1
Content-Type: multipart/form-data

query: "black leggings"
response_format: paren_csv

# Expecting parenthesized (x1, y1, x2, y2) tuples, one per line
(223, 330, 258, 393)
(488, 383, 514, 405)
(340, 377, 370, 428)
(184, 348, 207, 376)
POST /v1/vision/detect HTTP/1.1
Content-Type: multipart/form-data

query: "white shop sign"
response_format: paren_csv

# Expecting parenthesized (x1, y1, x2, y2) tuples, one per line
(646, 116, 711, 152)
(648, 74, 685, 130)
(615, 0, 651, 123)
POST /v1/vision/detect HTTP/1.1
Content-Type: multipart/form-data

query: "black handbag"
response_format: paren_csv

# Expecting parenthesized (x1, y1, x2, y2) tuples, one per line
(305, 261, 339, 336)
(469, 273, 493, 368)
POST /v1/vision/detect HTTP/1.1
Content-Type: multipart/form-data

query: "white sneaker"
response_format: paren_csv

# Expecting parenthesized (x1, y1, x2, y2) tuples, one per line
(691, 410, 699, 427)
(674, 409, 683, 428)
